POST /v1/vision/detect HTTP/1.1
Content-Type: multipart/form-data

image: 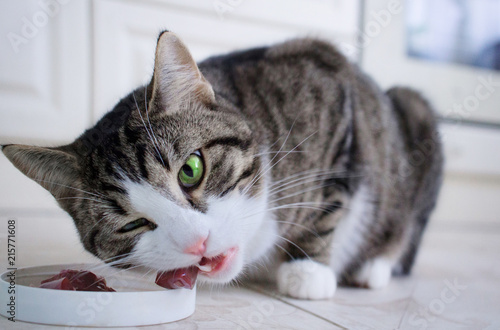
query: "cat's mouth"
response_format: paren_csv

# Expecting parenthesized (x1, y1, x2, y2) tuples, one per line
(196, 247, 238, 277)
(155, 247, 238, 289)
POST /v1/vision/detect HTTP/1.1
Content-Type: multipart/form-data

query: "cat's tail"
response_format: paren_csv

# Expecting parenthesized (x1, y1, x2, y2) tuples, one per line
(386, 87, 444, 275)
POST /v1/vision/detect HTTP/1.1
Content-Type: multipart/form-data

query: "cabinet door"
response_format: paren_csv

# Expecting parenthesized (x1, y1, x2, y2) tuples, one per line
(93, 0, 360, 120)
(0, 0, 90, 211)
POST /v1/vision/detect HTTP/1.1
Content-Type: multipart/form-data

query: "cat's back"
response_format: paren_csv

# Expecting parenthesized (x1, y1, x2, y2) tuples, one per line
(198, 38, 354, 108)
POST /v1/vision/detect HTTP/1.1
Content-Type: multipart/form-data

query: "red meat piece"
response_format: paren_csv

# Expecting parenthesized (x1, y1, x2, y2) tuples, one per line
(39, 269, 115, 292)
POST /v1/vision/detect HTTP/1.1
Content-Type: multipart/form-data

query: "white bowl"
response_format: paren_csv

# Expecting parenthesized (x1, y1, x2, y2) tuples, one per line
(0, 263, 196, 327)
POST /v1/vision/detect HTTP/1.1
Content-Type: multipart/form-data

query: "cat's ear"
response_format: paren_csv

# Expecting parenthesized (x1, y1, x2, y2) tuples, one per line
(2, 144, 81, 201)
(149, 31, 215, 108)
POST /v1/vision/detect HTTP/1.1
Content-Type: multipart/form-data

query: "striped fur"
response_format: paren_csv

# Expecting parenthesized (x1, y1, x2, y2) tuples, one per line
(2, 32, 443, 298)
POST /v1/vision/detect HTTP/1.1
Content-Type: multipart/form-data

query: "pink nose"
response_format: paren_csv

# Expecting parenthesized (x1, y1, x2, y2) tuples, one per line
(184, 237, 207, 255)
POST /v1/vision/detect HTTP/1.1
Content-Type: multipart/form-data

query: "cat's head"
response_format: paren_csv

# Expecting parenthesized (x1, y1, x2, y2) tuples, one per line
(2, 31, 275, 284)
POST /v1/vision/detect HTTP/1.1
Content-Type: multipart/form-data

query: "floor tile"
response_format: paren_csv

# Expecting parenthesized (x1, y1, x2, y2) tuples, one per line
(249, 225, 500, 329)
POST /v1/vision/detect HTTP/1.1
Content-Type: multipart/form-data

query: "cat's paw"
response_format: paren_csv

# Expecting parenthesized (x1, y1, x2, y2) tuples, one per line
(277, 259, 336, 300)
(354, 257, 392, 289)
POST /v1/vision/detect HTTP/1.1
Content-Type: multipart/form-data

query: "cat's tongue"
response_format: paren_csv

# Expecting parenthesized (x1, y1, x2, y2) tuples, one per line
(155, 266, 198, 290)
(155, 254, 228, 290)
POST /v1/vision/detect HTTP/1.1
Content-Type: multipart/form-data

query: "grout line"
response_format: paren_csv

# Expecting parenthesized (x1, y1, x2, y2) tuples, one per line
(396, 282, 418, 329)
(244, 283, 348, 329)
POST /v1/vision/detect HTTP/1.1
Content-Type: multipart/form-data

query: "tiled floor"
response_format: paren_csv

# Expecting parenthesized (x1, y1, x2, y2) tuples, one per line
(0, 214, 499, 329)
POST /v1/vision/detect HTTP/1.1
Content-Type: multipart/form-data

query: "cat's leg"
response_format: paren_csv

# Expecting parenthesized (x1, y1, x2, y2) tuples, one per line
(342, 210, 419, 289)
(276, 211, 341, 300)
(329, 184, 406, 290)
(393, 203, 436, 276)
(352, 256, 396, 289)
(393, 222, 425, 275)
(337, 214, 412, 290)
(347, 87, 444, 286)
(351, 221, 416, 289)
(385, 87, 443, 276)
(277, 258, 336, 300)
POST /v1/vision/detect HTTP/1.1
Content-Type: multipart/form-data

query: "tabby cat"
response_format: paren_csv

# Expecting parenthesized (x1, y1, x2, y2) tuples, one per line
(2, 31, 443, 299)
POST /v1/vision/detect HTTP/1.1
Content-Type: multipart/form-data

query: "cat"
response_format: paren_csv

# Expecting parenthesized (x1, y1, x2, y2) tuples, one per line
(2, 31, 443, 300)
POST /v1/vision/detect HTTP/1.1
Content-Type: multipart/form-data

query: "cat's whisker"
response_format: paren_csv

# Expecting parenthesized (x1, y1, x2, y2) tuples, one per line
(274, 235, 312, 261)
(254, 150, 306, 157)
(81, 219, 105, 242)
(268, 168, 349, 186)
(268, 168, 344, 188)
(268, 171, 349, 195)
(246, 176, 344, 204)
(82, 263, 156, 290)
(269, 205, 333, 216)
(143, 85, 164, 163)
(253, 125, 291, 168)
(137, 267, 157, 281)
(241, 117, 300, 199)
(269, 182, 334, 205)
(242, 130, 318, 200)
(54, 266, 119, 290)
(238, 201, 343, 221)
(132, 91, 166, 167)
(104, 264, 148, 279)
(87, 253, 134, 268)
(269, 204, 332, 213)
(241, 261, 260, 274)
(233, 168, 346, 205)
(34, 179, 106, 199)
(272, 241, 296, 261)
(258, 126, 290, 155)
(56, 196, 110, 204)
(89, 264, 148, 289)
(245, 171, 363, 207)
(219, 121, 302, 215)
(92, 264, 138, 279)
(274, 220, 323, 240)
(226, 129, 318, 218)
(268, 180, 340, 200)
(80, 214, 126, 242)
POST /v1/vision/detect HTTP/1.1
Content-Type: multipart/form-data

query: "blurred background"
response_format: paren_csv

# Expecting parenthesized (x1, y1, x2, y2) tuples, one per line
(0, 0, 499, 236)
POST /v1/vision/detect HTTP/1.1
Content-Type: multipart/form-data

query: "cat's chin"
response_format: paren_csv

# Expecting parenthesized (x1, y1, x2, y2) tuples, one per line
(197, 247, 243, 284)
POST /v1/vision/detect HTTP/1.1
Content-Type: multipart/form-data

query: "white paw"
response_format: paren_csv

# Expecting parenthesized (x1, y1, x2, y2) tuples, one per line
(355, 257, 392, 289)
(277, 259, 336, 300)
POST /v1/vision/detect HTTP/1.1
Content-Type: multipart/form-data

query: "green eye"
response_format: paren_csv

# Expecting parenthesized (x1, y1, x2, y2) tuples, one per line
(179, 153, 204, 188)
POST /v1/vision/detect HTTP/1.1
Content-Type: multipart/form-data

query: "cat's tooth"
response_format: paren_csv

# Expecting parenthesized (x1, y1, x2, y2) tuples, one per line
(197, 263, 212, 272)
